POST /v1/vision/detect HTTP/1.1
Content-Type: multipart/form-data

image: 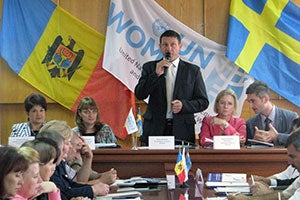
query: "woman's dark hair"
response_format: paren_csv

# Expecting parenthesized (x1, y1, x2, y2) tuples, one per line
(75, 97, 104, 134)
(21, 137, 59, 165)
(0, 146, 28, 198)
(24, 93, 47, 113)
(36, 129, 64, 163)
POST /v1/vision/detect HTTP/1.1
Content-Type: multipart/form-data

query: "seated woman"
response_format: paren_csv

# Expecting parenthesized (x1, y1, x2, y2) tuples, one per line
(73, 97, 117, 144)
(199, 89, 246, 147)
(12, 146, 57, 200)
(10, 93, 47, 137)
(38, 120, 110, 200)
(0, 146, 28, 200)
(21, 138, 61, 200)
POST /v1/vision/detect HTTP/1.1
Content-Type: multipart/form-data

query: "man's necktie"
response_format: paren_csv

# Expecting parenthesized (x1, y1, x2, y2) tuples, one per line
(166, 65, 175, 117)
(264, 117, 272, 131)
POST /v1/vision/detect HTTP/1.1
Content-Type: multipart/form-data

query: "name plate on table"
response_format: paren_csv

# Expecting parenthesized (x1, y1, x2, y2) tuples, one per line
(213, 135, 240, 150)
(149, 136, 174, 149)
(81, 136, 95, 150)
(8, 136, 35, 147)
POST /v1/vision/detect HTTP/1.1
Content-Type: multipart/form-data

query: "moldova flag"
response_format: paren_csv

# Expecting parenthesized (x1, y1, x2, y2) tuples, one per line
(226, 0, 300, 106)
(174, 148, 186, 184)
(0, 0, 132, 139)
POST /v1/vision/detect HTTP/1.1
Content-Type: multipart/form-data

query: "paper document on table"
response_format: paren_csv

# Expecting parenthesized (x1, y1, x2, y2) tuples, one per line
(111, 177, 165, 187)
(94, 191, 142, 199)
(8, 136, 35, 147)
(95, 143, 117, 148)
(206, 173, 249, 187)
(214, 186, 250, 193)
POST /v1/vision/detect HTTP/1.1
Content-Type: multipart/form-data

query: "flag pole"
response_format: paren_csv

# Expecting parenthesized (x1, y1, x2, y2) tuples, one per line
(131, 131, 138, 150)
(180, 146, 189, 188)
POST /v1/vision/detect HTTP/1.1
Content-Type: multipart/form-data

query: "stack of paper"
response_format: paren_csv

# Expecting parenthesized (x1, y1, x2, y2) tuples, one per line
(205, 173, 250, 194)
(94, 191, 142, 200)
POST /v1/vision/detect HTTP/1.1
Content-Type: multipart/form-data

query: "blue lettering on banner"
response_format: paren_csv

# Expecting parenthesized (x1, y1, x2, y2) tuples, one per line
(126, 26, 145, 48)
(107, 2, 216, 69)
(185, 44, 215, 70)
(205, 63, 249, 102)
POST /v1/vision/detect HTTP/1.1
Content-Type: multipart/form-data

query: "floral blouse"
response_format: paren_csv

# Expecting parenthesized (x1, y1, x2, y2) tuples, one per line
(73, 124, 117, 143)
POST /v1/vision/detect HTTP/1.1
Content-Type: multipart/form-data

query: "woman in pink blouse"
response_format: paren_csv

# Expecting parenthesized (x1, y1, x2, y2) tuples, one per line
(199, 89, 246, 147)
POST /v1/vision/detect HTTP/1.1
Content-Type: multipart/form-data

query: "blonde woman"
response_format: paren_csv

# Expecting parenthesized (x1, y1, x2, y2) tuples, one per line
(199, 89, 246, 147)
(12, 147, 58, 200)
(39, 120, 109, 200)
(22, 138, 61, 200)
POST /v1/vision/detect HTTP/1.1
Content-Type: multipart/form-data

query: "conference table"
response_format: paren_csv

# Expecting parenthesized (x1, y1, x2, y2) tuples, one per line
(92, 146, 288, 180)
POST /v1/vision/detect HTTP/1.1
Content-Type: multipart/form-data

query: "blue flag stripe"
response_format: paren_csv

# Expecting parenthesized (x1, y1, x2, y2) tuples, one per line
(0, 0, 56, 73)
(250, 43, 300, 104)
(226, 16, 249, 63)
(276, 2, 300, 41)
(242, 0, 267, 14)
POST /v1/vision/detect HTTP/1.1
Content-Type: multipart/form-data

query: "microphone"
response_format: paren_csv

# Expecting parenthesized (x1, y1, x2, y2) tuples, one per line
(164, 52, 171, 77)
(175, 139, 198, 148)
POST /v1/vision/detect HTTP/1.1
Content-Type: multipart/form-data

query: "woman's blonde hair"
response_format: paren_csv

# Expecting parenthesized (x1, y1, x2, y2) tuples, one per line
(40, 120, 72, 140)
(18, 146, 40, 164)
(214, 89, 238, 115)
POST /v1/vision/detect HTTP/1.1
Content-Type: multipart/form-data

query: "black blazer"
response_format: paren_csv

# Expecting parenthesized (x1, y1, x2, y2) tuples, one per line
(50, 161, 94, 200)
(135, 59, 209, 145)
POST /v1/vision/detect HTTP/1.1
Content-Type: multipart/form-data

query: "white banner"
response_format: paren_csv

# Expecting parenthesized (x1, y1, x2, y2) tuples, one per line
(103, 0, 253, 133)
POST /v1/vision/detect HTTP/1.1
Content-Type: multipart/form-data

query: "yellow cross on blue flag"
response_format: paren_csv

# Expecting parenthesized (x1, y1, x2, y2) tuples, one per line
(136, 107, 143, 136)
(226, 0, 300, 106)
(186, 146, 192, 173)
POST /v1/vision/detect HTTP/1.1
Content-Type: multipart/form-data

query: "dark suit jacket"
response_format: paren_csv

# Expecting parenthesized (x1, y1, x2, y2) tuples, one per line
(50, 161, 94, 200)
(135, 59, 209, 145)
(246, 106, 298, 145)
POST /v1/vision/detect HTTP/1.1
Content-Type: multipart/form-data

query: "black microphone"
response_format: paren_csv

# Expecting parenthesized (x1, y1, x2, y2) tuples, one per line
(174, 139, 198, 148)
(164, 52, 171, 77)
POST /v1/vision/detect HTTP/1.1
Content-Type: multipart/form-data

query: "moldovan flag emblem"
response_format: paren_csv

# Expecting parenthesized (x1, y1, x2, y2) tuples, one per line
(0, 0, 131, 139)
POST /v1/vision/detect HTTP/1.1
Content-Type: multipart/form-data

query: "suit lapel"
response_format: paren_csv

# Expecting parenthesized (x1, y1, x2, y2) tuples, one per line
(173, 59, 185, 98)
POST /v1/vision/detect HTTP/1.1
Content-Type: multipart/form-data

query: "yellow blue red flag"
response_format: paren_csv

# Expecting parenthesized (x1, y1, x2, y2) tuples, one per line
(226, 0, 300, 106)
(0, 0, 131, 139)
(174, 148, 186, 184)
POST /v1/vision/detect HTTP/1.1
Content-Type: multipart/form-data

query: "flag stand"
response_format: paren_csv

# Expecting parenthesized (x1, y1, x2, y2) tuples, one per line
(180, 181, 189, 188)
(131, 132, 138, 150)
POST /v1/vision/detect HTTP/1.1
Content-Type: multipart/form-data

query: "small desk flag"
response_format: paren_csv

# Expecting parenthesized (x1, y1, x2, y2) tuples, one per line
(174, 148, 186, 184)
(136, 107, 143, 136)
(123, 108, 138, 136)
(186, 147, 192, 171)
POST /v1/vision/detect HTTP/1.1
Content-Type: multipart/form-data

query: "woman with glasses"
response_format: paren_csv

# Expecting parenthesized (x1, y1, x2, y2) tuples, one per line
(73, 97, 117, 144)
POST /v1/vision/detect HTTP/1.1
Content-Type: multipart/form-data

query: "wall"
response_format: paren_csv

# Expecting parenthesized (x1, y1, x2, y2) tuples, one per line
(1, 0, 300, 146)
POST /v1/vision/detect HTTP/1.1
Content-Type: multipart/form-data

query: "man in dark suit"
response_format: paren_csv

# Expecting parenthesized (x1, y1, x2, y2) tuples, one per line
(135, 30, 209, 145)
(245, 81, 298, 145)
